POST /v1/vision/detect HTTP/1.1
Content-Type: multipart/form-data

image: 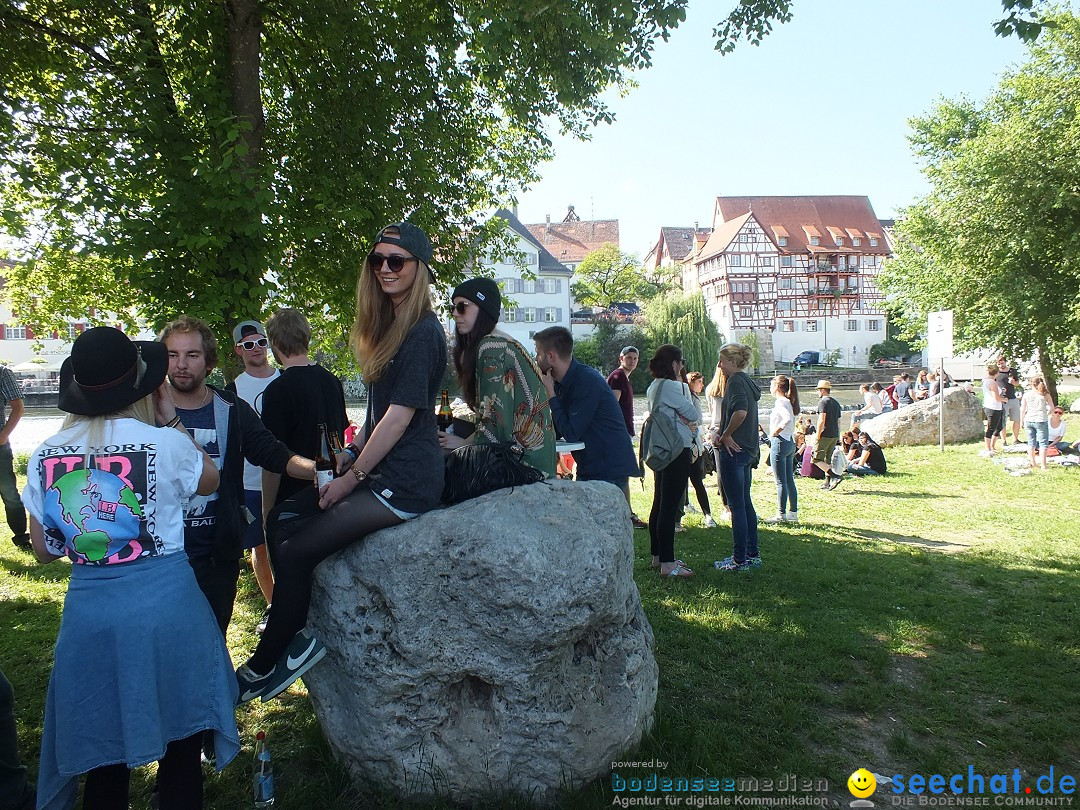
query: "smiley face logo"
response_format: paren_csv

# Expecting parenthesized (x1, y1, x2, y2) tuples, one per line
(848, 769, 876, 798)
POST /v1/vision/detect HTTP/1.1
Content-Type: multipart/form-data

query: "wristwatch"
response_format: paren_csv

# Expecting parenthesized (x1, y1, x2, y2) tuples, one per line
(352, 466, 368, 483)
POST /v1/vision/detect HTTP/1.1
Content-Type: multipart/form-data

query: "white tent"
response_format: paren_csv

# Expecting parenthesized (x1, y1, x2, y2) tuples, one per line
(11, 358, 65, 374)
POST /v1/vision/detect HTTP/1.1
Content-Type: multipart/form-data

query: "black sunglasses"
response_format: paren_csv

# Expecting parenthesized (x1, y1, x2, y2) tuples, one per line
(367, 253, 418, 273)
(237, 338, 268, 350)
(452, 301, 471, 315)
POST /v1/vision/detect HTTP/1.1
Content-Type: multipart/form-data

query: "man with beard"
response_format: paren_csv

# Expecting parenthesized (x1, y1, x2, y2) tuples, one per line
(160, 315, 315, 635)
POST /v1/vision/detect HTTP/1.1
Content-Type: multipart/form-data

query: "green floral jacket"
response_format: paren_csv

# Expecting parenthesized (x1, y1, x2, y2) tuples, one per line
(473, 332, 557, 477)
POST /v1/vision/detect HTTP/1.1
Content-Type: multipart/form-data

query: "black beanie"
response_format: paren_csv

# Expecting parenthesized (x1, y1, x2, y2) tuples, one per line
(452, 277, 502, 322)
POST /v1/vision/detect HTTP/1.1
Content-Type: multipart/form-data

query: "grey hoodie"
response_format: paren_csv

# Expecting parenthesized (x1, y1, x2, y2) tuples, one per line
(720, 371, 763, 466)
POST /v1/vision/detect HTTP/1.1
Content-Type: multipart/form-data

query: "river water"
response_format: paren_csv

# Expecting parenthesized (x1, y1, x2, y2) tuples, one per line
(10, 388, 871, 455)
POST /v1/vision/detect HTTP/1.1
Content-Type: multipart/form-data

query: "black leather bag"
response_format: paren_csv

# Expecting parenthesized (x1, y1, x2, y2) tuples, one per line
(442, 442, 546, 505)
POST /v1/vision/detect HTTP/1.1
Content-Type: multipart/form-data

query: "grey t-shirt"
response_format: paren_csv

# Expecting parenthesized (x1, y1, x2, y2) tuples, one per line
(364, 312, 447, 514)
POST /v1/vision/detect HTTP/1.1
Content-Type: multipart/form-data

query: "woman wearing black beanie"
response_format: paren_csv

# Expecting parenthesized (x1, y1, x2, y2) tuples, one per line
(442, 277, 557, 477)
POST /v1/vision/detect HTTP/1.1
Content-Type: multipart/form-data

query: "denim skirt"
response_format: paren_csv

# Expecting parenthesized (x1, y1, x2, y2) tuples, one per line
(37, 551, 240, 810)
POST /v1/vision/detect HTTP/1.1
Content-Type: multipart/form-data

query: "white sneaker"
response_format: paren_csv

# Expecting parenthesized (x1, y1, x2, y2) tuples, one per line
(784, 512, 798, 523)
(703, 515, 717, 528)
(685, 503, 699, 514)
(674, 523, 685, 533)
(763, 514, 786, 524)
(721, 510, 732, 522)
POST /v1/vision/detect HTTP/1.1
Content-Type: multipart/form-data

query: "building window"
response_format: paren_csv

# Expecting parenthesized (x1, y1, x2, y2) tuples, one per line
(778, 298, 793, 311)
(544, 307, 558, 323)
(781, 320, 795, 332)
(759, 256, 774, 266)
(835, 237, 843, 246)
(853, 237, 861, 246)
(778, 236, 787, 246)
(67, 324, 79, 339)
(524, 309, 537, 323)
(869, 237, 878, 247)
(780, 256, 793, 268)
(503, 307, 517, 323)
(867, 319, 881, 331)
(805, 320, 818, 332)
(4, 326, 26, 340)
(522, 280, 536, 294)
(845, 319, 859, 331)
(542, 278, 560, 294)
(739, 306, 752, 319)
(729, 254, 743, 267)
(810, 236, 820, 246)
(779, 276, 794, 289)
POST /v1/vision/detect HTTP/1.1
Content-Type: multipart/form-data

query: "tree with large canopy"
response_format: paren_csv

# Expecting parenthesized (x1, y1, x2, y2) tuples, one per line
(0, 0, 686, 363)
(878, 9, 1080, 399)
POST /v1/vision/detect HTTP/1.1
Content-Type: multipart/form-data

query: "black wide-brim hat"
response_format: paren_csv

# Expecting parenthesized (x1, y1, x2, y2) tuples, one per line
(58, 326, 169, 416)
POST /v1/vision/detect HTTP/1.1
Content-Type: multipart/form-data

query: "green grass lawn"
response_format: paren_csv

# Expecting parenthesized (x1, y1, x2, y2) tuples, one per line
(3, 439, 1079, 808)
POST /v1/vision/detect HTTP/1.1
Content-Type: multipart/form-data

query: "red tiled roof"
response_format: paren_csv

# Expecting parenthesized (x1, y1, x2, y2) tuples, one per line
(524, 219, 619, 264)
(697, 212, 752, 261)
(713, 196, 890, 255)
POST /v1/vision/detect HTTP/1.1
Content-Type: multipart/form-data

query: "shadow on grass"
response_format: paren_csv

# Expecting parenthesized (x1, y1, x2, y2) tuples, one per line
(1, 554, 72, 583)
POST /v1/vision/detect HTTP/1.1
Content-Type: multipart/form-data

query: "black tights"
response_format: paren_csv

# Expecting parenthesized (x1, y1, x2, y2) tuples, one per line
(649, 447, 691, 564)
(249, 486, 403, 674)
(685, 454, 711, 515)
(83, 733, 202, 810)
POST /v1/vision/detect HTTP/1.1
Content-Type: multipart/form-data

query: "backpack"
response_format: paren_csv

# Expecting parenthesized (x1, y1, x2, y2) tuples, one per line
(639, 381, 684, 472)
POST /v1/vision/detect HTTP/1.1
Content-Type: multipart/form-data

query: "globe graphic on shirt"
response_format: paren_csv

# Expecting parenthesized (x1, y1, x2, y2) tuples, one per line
(45, 468, 145, 563)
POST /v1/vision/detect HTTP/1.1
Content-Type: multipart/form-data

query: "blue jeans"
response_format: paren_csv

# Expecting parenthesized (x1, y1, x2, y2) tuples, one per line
(719, 449, 758, 564)
(0, 443, 26, 542)
(770, 436, 797, 515)
(1026, 421, 1049, 449)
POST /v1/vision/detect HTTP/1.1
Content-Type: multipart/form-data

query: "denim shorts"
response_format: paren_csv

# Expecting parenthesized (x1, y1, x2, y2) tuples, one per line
(1026, 421, 1049, 449)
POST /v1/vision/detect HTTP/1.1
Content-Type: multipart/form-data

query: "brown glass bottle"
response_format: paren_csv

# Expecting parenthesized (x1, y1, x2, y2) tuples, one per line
(437, 389, 453, 432)
(315, 422, 334, 490)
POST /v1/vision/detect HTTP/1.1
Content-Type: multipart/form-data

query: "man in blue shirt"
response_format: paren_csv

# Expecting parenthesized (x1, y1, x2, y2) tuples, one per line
(534, 327, 640, 500)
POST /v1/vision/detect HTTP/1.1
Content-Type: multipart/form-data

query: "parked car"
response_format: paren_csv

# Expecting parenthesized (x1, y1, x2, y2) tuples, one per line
(792, 351, 821, 369)
(873, 358, 903, 368)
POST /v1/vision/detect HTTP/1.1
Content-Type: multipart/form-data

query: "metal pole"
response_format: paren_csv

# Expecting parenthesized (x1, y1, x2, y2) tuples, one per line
(939, 358, 945, 452)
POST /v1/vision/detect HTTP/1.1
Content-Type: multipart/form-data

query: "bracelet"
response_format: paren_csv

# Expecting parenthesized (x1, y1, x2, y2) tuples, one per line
(166, 414, 182, 428)
(343, 443, 359, 461)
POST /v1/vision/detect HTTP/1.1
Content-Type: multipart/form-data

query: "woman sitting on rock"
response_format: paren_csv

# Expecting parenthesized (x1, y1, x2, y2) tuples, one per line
(439, 277, 556, 477)
(237, 222, 448, 703)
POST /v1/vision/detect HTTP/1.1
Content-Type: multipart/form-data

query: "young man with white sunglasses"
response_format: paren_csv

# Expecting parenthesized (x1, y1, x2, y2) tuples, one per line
(227, 320, 280, 632)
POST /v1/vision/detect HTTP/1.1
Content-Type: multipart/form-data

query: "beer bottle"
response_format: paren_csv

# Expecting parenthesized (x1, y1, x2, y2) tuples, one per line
(437, 389, 453, 432)
(327, 427, 344, 458)
(315, 423, 334, 490)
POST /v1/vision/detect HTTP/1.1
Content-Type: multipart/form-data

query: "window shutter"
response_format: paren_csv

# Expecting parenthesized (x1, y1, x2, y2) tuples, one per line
(514, 307, 522, 321)
(556, 308, 563, 321)
(515, 278, 524, 294)
(26, 326, 35, 339)
(556, 279, 562, 293)
(0, 324, 5, 340)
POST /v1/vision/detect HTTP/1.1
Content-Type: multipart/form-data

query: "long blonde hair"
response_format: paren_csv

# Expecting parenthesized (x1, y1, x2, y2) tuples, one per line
(56, 395, 157, 468)
(350, 255, 435, 382)
(706, 363, 725, 399)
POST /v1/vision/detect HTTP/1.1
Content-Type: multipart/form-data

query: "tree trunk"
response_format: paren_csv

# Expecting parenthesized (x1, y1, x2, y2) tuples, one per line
(226, 0, 264, 171)
(1037, 345, 1058, 403)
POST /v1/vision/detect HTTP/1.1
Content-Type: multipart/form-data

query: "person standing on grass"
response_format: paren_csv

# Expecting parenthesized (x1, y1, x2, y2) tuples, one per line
(644, 344, 700, 578)
(1020, 376, 1054, 471)
(713, 343, 762, 573)
(607, 346, 648, 529)
(982, 363, 1007, 455)
(225, 319, 280, 634)
(0, 365, 29, 551)
(23, 327, 239, 810)
(764, 374, 799, 524)
(704, 363, 731, 521)
(683, 371, 715, 527)
(996, 356, 1022, 446)
(811, 380, 844, 491)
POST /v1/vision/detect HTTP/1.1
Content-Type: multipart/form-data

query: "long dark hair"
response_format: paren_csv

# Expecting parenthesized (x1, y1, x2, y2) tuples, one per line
(452, 308, 498, 408)
(649, 344, 683, 381)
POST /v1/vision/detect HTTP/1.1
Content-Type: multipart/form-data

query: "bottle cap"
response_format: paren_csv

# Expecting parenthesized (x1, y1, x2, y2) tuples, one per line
(256, 731, 266, 740)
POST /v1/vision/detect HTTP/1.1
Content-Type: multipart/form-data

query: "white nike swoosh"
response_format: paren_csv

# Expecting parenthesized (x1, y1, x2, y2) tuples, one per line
(287, 638, 317, 670)
(239, 685, 264, 702)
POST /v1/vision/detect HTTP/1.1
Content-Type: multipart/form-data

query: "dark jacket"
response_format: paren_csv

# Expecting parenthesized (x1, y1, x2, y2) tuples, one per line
(201, 385, 294, 561)
(720, 371, 763, 467)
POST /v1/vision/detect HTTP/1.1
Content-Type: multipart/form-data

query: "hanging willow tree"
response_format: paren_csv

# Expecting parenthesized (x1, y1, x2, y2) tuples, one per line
(642, 291, 723, 378)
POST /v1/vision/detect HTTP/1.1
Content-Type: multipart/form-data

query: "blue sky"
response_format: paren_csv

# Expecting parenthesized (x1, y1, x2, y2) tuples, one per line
(516, 0, 1030, 258)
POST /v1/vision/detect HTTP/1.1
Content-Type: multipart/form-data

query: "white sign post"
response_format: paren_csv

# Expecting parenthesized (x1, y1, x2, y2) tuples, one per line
(927, 310, 954, 452)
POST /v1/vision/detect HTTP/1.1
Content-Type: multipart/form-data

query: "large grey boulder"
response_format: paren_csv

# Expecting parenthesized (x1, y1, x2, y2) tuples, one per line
(859, 386, 983, 446)
(303, 479, 658, 806)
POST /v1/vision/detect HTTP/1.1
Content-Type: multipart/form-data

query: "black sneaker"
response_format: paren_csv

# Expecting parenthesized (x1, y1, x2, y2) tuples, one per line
(11, 534, 30, 550)
(259, 629, 327, 702)
(255, 605, 271, 636)
(236, 663, 276, 705)
(826, 473, 843, 490)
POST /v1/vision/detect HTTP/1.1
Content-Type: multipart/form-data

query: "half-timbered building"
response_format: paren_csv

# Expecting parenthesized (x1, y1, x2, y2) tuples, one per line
(688, 196, 892, 368)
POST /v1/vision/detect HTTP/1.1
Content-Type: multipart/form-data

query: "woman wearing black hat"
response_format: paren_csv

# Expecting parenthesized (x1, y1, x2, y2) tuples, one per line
(237, 222, 449, 703)
(441, 277, 557, 477)
(22, 327, 237, 810)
